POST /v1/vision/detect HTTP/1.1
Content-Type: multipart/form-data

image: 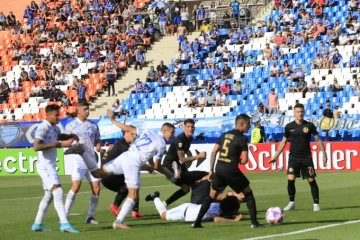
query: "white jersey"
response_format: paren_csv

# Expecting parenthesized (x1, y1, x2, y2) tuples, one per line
(65, 118, 100, 155)
(129, 129, 166, 164)
(34, 120, 61, 166)
(166, 202, 221, 222)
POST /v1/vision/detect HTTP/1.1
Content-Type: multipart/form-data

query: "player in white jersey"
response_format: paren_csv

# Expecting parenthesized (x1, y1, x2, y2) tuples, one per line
(31, 104, 79, 233)
(145, 191, 243, 223)
(64, 102, 102, 224)
(64, 109, 176, 230)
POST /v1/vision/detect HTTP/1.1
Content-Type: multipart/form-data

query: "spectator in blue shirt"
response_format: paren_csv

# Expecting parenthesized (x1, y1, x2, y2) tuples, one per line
(230, 29, 240, 44)
(245, 54, 256, 67)
(331, 49, 343, 69)
(77, 81, 87, 101)
(28, 67, 38, 81)
(238, 29, 249, 44)
(134, 49, 146, 70)
(212, 64, 222, 79)
(159, 9, 167, 35)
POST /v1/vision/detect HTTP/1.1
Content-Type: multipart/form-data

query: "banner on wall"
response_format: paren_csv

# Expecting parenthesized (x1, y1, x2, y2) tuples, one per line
(0, 148, 65, 176)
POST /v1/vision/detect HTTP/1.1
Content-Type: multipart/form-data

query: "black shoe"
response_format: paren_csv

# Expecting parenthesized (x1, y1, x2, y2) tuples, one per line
(145, 191, 160, 201)
(64, 144, 85, 155)
(251, 222, 264, 229)
(191, 223, 203, 228)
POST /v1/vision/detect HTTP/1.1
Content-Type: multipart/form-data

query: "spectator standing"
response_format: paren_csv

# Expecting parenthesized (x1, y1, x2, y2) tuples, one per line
(76, 81, 87, 101)
(159, 8, 167, 36)
(106, 66, 117, 97)
(250, 121, 265, 144)
(267, 88, 279, 114)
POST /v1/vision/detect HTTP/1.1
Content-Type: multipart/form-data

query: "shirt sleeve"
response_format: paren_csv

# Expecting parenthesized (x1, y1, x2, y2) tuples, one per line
(35, 123, 48, 141)
(154, 142, 166, 160)
(284, 125, 290, 138)
(95, 124, 101, 140)
(239, 136, 249, 152)
(174, 137, 186, 151)
(207, 203, 221, 216)
(310, 123, 319, 136)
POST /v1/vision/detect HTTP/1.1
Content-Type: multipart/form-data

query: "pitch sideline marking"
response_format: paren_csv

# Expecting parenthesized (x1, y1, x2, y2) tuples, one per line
(243, 219, 360, 240)
(0, 184, 172, 202)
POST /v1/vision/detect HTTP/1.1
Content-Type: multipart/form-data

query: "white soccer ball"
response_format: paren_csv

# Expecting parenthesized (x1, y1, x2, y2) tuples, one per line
(265, 207, 284, 224)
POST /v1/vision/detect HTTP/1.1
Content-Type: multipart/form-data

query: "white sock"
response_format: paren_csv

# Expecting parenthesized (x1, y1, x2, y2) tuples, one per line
(88, 195, 99, 218)
(154, 197, 167, 216)
(34, 191, 53, 224)
(64, 190, 76, 217)
(80, 151, 99, 172)
(116, 198, 135, 222)
(52, 187, 68, 224)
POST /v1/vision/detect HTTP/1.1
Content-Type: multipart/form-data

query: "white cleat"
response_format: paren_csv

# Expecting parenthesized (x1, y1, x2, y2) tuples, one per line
(284, 202, 295, 211)
(313, 204, 320, 212)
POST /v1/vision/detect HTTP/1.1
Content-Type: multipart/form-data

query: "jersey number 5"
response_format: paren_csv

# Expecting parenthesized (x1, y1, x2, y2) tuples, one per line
(220, 139, 231, 157)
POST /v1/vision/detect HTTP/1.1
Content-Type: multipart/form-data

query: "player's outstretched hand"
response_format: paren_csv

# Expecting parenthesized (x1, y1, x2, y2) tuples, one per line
(323, 155, 328, 165)
(268, 158, 276, 164)
(107, 109, 115, 121)
(96, 146, 104, 153)
(198, 151, 207, 159)
(208, 171, 214, 182)
(234, 214, 243, 222)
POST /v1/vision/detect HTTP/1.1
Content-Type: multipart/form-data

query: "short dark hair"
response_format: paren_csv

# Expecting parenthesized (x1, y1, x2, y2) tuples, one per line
(294, 103, 305, 109)
(161, 122, 175, 130)
(220, 196, 240, 217)
(45, 104, 60, 113)
(235, 114, 250, 124)
(184, 119, 195, 126)
(76, 101, 90, 107)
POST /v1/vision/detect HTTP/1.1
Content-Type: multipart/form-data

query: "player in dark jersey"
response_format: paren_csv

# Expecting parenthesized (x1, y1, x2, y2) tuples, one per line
(162, 119, 208, 207)
(269, 103, 327, 212)
(100, 130, 145, 218)
(191, 114, 262, 229)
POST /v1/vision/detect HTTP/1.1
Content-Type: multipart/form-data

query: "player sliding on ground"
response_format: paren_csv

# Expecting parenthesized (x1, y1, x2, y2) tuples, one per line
(269, 103, 327, 211)
(32, 104, 79, 233)
(65, 109, 175, 230)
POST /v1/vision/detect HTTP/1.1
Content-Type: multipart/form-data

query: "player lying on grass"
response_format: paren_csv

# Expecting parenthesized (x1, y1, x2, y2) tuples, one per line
(145, 191, 243, 223)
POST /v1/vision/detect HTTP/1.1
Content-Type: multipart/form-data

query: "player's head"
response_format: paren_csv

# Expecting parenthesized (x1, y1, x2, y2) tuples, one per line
(235, 114, 251, 133)
(123, 125, 137, 143)
(183, 119, 195, 137)
(293, 103, 305, 121)
(220, 196, 240, 217)
(161, 123, 175, 141)
(76, 101, 90, 119)
(45, 104, 61, 125)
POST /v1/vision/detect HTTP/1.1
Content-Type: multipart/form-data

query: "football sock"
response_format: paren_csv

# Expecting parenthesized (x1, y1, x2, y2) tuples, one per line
(64, 190, 76, 217)
(193, 195, 214, 225)
(245, 191, 258, 225)
(114, 187, 128, 206)
(116, 198, 135, 222)
(309, 180, 319, 204)
(133, 200, 140, 212)
(154, 197, 167, 216)
(88, 195, 99, 218)
(165, 189, 188, 206)
(288, 180, 296, 202)
(80, 151, 99, 172)
(34, 191, 53, 224)
(52, 187, 68, 224)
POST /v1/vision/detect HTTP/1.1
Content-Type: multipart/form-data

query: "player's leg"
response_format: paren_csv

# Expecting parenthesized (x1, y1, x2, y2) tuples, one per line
(301, 159, 319, 211)
(32, 190, 53, 232)
(164, 184, 190, 206)
(85, 172, 101, 224)
(145, 191, 168, 220)
(101, 175, 127, 216)
(285, 159, 300, 211)
(65, 161, 85, 218)
(113, 187, 139, 230)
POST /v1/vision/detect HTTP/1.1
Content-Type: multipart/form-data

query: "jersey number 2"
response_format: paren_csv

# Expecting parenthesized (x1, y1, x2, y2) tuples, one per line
(135, 134, 152, 150)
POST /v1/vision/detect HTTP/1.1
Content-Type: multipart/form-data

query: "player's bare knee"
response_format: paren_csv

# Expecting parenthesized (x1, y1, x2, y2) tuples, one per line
(71, 181, 82, 193)
(181, 184, 190, 193)
(91, 182, 101, 196)
(307, 177, 315, 183)
(50, 184, 61, 192)
(287, 175, 296, 181)
(161, 212, 167, 220)
(127, 188, 139, 200)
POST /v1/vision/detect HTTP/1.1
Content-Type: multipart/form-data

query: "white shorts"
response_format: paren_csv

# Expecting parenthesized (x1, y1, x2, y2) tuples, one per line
(166, 203, 201, 222)
(103, 151, 142, 188)
(70, 154, 100, 182)
(37, 164, 61, 191)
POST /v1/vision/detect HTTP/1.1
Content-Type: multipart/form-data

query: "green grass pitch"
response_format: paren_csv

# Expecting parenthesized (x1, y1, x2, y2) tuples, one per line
(1, 171, 360, 240)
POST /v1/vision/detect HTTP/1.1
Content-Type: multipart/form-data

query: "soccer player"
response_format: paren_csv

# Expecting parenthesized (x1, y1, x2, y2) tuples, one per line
(162, 119, 208, 207)
(145, 191, 243, 223)
(64, 102, 102, 224)
(191, 114, 262, 228)
(32, 104, 79, 233)
(65, 109, 175, 230)
(269, 103, 327, 211)
(101, 130, 145, 218)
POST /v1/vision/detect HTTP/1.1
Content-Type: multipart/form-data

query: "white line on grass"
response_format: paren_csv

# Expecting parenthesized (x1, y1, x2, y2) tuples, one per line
(0, 184, 172, 202)
(243, 219, 360, 240)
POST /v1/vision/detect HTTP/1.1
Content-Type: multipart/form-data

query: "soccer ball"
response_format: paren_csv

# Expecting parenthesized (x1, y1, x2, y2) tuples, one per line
(265, 207, 284, 224)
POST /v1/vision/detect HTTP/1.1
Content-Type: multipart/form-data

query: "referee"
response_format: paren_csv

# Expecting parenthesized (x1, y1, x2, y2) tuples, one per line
(101, 130, 145, 218)
(162, 119, 208, 207)
(191, 114, 262, 228)
(269, 103, 327, 211)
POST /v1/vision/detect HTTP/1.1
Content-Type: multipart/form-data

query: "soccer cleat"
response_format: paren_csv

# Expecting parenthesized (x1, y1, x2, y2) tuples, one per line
(172, 161, 181, 179)
(85, 216, 99, 224)
(145, 191, 160, 202)
(31, 223, 50, 232)
(251, 223, 264, 229)
(110, 204, 120, 216)
(60, 223, 79, 233)
(132, 211, 144, 218)
(284, 202, 295, 211)
(313, 204, 320, 212)
(64, 144, 85, 155)
(191, 223, 203, 228)
(112, 220, 131, 230)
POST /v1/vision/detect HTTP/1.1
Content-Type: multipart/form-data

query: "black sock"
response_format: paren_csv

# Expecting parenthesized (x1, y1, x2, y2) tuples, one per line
(165, 189, 188, 206)
(288, 180, 296, 202)
(245, 191, 258, 225)
(114, 187, 128, 207)
(133, 200, 139, 212)
(194, 195, 214, 225)
(309, 180, 319, 204)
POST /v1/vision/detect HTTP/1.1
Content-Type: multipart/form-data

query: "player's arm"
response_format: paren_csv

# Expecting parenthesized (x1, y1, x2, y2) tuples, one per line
(269, 136, 288, 163)
(213, 214, 243, 222)
(178, 150, 206, 164)
(33, 138, 73, 151)
(239, 150, 248, 165)
(153, 158, 173, 178)
(95, 125, 102, 152)
(107, 109, 137, 134)
(210, 143, 220, 172)
(314, 132, 327, 164)
(142, 163, 155, 174)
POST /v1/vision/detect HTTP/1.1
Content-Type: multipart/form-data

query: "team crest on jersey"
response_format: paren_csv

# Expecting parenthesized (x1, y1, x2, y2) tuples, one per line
(178, 142, 182, 148)
(303, 127, 309, 133)
(288, 168, 293, 173)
